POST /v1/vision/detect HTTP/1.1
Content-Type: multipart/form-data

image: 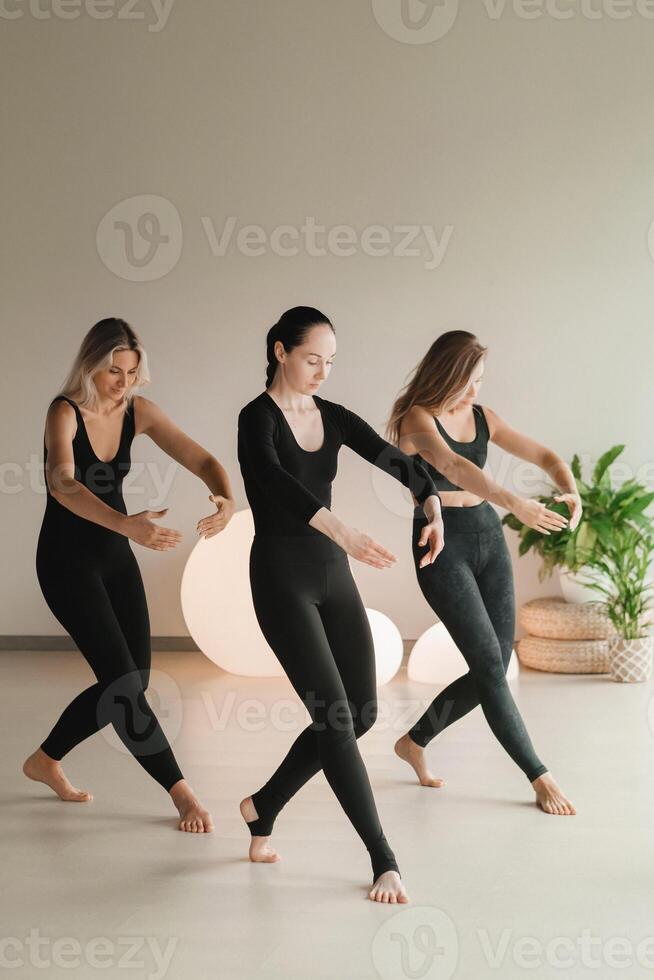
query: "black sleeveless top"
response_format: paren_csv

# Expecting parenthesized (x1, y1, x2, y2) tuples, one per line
(411, 403, 490, 496)
(238, 391, 439, 539)
(38, 395, 135, 557)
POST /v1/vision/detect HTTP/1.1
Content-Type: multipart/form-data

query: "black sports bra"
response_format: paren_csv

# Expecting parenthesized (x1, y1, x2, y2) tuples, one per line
(411, 403, 490, 494)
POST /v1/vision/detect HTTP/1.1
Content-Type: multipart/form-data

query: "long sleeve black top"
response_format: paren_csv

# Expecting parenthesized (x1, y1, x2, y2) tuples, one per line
(237, 391, 440, 538)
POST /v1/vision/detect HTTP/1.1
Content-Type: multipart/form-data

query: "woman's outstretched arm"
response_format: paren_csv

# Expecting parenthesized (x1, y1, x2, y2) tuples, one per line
(45, 399, 182, 550)
(482, 405, 580, 531)
(402, 403, 576, 534)
(330, 402, 444, 565)
(336, 402, 442, 515)
(136, 395, 236, 539)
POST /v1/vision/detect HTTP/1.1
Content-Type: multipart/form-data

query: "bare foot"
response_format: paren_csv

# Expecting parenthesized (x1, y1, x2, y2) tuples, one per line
(532, 772, 577, 815)
(169, 780, 214, 832)
(369, 871, 409, 904)
(23, 748, 92, 802)
(394, 733, 445, 788)
(240, 796, 280, 863)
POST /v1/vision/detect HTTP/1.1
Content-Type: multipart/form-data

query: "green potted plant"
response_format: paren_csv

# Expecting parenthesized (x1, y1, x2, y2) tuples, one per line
(576, 525, 654, 682)
(502, 445, 654, 603)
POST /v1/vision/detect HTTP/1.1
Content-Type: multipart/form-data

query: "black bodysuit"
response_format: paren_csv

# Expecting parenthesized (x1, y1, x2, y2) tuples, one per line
(36, 395, 184, 791)
(238, 391, 439, 881)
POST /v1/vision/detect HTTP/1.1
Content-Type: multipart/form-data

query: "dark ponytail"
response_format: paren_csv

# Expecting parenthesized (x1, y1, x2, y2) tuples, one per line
(265, 322, 281, 389)
(265, 306, 334, 388)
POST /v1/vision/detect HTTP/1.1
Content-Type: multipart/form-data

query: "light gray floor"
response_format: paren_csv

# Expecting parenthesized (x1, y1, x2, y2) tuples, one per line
(3, 648, 654, 980)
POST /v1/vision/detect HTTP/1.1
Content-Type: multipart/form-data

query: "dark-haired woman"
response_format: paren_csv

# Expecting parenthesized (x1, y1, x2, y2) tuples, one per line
(24, 318, 235, 832)
(389, 331, 579, 816)
(237, 307, 444, 903)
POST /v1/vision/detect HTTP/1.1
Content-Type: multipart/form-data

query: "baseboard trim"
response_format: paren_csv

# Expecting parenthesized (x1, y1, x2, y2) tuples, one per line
(0, 636, 200, 652)
(1, 637, 416, 659)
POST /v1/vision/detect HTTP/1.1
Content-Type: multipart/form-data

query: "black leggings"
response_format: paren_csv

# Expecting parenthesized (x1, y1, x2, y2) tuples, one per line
(247, 534, 399, 882)
(409, 501, 548, 783)
(36, 542, 184, 792)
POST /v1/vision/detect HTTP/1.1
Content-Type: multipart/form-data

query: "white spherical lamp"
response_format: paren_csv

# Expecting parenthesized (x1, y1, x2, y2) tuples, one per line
(408, 622, 519, 685)
(181, 509, 284, 677)
(181, 510, 406, 685)
(366, 608, 404, 686)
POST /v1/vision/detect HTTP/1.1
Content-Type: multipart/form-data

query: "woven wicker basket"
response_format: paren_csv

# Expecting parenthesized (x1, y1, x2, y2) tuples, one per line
(517, 635, 610, 674)
(518, 596, 615, 640)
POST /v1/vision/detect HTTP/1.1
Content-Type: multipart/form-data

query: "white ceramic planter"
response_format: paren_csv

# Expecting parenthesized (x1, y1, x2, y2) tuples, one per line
(608, 635, 653, 683)
(559, 568, 611, 605)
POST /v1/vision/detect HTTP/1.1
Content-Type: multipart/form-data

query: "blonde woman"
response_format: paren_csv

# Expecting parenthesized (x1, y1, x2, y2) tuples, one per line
(389, 331, 579, 816)
(23, 318, 233, 832)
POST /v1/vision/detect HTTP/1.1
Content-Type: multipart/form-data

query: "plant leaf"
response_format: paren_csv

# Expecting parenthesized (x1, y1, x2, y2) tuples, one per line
(592, 445, 624, 486)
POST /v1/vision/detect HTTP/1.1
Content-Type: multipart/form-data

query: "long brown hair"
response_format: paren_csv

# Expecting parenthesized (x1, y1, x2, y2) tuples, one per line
(386, 330, 487, 445)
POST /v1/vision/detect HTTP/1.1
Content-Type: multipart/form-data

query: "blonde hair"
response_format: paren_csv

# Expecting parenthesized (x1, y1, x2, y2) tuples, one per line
(386, 330, 487, 445)
(58, 318, 150, 410)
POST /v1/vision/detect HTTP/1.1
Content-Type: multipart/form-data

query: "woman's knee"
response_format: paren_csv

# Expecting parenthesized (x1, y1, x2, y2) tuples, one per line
(315, 690, 378, 738)
(312, 697, 358, 744)
(98, 668, 147, 701)
(353, 695, 378, 736)
(95, 669, 150, 735)
(469, 650, 508, 691)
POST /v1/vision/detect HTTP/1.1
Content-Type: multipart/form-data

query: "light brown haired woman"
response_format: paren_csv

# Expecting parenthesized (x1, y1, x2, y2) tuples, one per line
(389, 331, 579, 816)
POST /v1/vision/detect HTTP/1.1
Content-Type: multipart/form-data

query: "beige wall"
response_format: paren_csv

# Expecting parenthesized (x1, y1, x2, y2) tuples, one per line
(3, 0, 653, 640)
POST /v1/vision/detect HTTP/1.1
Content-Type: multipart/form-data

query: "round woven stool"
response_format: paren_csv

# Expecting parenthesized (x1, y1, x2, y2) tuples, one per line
(517, 635, 610, 674)
(518, 596, 615, 640)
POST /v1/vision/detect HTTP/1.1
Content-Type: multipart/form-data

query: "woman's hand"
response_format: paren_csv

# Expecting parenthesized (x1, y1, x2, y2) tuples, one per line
(338, 527, 398, 569)
(412, 493, 445, 568)
(125, 509, 183, 551)
(416, 516, 445, 568)
(553, 492, 582, 532)
(197, 494, 235, 540)
(511, 497, 569, 535)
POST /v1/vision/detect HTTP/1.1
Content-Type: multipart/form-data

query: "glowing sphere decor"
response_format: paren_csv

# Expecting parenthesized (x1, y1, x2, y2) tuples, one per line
(181, 509, 284, 677)
(407, 622, 519, 685)
(366, 609, 404, 686)
(181, 509, 404, 685)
